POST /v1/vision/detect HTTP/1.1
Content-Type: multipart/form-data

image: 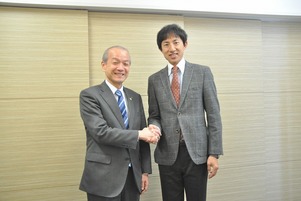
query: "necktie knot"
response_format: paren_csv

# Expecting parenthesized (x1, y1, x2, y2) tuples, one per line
(115, 89, 122, 97)
(173, 66, 178, 74)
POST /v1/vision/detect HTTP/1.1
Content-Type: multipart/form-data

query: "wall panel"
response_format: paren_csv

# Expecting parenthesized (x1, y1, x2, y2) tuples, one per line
(184, 18, 263, 93)
(265, 161, 301, 201)
(0, 7, 89, 98)
(0, 99, 84, 191)
(185, 18, 266, 201)
(263, 22, 301, 93)
(0, 7, 88, 201)
(263, 21, 301, 201)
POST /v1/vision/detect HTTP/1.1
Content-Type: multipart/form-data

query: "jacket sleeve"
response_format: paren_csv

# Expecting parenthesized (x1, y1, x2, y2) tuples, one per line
(203, 67, 223, 155)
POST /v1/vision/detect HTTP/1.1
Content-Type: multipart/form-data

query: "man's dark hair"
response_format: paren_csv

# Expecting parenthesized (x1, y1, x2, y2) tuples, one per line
(156, 24, 188, 51)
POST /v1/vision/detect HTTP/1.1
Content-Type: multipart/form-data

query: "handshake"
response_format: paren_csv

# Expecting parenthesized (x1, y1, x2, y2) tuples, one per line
(138, 124, 161, 144)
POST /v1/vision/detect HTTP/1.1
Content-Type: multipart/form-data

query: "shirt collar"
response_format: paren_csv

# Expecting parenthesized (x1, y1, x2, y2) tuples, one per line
(168, 58, 185, 76)
(105, 80, 124, 94)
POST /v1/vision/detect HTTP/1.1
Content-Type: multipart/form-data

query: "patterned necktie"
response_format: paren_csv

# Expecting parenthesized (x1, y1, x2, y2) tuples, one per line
(115, 90, 129, 129)
(171, 66, 180, 106)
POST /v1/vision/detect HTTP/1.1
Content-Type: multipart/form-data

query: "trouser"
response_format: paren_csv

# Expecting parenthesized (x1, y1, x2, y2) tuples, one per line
(159, 143, 208, 201)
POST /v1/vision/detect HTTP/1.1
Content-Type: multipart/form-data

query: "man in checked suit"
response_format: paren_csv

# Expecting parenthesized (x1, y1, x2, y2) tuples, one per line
(79, 46, 161, 201)
(148, 24, 223, 201)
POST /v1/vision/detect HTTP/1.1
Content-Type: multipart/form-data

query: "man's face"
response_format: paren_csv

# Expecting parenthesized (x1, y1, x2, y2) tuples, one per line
(102, 48, 131, 89)
(160, 34, 187, 66)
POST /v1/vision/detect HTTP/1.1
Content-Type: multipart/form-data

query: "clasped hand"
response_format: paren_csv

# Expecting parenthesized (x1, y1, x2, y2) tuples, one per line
(139, 124, 161, 144)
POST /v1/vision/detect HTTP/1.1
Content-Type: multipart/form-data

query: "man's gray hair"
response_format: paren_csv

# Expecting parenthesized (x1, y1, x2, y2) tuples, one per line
(102, 45, 131, 64)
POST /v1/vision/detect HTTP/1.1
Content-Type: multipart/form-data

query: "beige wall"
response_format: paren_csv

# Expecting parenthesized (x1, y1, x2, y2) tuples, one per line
(1, 6, 301, 201)
(0, 6, 88, 201)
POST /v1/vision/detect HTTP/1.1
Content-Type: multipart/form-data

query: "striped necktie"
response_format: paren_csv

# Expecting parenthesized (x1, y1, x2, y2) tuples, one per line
(115, 89, 129, 129)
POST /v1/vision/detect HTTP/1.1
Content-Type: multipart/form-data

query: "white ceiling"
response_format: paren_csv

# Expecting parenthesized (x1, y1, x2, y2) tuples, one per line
(1, 0, 301, 21)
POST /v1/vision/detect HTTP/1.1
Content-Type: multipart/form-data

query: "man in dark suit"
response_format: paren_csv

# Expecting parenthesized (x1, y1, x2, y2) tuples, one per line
(148, 24, 223, 201)
(79, 46, 161, 201)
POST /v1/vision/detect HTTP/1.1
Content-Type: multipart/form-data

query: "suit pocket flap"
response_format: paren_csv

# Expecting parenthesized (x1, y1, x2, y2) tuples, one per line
(86, 153, 111, 164)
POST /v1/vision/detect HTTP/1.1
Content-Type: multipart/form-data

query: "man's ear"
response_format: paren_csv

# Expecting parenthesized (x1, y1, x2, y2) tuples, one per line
(184, 41, 188, 48)
(101, 61, 106, 71)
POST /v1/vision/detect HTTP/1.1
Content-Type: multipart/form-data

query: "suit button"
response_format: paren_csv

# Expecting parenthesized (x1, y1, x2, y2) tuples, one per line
(176, 129, 180, 133)
(178, 112, 181, 116)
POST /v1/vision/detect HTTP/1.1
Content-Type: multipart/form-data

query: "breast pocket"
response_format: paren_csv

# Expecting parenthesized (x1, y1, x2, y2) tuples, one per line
(187, 86, 202, 99)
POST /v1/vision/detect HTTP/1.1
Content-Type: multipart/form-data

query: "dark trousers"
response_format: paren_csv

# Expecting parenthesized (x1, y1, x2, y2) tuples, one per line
(87, 167, 140, 201)
(159, 143, 208, 201)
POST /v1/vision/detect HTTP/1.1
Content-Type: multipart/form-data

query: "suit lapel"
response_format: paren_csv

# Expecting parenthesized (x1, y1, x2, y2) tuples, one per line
(159, 66, 178, 108)
(180, 62, 193, 107)
(99, 82, 125, 128)
(123, 88, 135, 129)
(180, 62, 193, 108)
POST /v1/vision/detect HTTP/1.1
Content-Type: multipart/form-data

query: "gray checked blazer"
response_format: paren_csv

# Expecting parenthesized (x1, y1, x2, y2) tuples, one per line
(79, 81, 151, 197)
(148, 61, 223, 165)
